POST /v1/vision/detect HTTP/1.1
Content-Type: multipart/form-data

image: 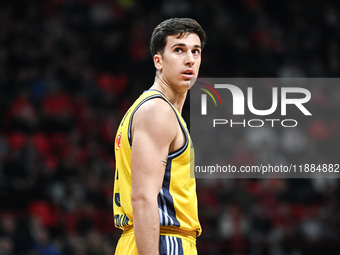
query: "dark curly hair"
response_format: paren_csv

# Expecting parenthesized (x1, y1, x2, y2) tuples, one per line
(150, 18, 207, 57)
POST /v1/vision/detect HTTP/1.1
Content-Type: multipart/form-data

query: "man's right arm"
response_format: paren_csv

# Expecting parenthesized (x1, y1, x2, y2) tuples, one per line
(130, 98, 177, 255)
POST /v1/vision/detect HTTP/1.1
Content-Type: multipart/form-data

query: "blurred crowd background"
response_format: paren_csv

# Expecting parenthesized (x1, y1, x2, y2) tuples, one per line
(0, 0, 340, 254)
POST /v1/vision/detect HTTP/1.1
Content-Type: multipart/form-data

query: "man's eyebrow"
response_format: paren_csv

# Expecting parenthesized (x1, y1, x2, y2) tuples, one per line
(171, 43, 201, 49)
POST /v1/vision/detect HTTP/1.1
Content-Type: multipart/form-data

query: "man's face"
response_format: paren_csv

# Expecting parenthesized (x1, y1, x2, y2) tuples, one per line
(154, 33, 202, 93)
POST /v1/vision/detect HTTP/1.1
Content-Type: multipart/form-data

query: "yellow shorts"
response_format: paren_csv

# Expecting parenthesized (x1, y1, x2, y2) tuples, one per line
(114, 227, 197, 255)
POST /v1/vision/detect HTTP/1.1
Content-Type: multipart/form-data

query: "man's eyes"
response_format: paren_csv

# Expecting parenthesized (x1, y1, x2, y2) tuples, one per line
(174, 48, 200, 54)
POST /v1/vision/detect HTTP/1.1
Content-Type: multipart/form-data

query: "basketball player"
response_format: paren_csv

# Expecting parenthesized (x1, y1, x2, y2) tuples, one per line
(113, 18, 206, 255)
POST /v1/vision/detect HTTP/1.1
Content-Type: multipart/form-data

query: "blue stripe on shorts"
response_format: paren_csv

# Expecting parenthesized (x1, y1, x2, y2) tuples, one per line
(159, 235, 184, 255)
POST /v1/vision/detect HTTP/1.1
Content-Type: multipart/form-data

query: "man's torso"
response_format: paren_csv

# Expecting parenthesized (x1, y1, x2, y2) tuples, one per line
(113, 90, 201, 236)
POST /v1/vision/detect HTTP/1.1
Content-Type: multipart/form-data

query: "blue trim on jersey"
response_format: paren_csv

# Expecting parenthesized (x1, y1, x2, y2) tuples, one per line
(158, 189, 175, 226)
(128, 92, 189, 159)
(158, 158, 180, 227)
(159, 235, 184, 255)
(144, 90, 189, 159)
(167, 111, 188, 159)
(127, 95, 163, 147)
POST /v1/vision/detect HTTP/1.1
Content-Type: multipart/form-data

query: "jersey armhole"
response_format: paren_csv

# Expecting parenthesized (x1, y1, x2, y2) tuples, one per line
(127, 94, 189, 159)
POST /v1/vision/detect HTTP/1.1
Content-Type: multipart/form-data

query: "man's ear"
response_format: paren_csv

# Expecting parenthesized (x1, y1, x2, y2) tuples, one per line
(153, 53, 162, 71)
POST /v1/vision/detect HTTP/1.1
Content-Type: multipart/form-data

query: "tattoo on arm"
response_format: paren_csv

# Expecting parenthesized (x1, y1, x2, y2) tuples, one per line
(161, 155, 168, 167)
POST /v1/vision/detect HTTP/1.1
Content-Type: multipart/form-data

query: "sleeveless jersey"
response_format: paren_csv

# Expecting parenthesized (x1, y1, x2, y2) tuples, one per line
(113, 90, 201, 237)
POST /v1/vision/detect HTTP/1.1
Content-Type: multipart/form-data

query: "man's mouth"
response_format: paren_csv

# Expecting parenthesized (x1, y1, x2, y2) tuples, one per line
(182, 69, 194, 79)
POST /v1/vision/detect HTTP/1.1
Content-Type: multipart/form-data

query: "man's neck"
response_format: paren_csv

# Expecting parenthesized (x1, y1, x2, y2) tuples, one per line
(150, 76, 187, 114)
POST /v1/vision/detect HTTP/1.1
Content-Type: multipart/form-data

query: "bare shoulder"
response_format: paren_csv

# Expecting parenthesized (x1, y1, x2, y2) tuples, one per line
(132, 98, 178, 141)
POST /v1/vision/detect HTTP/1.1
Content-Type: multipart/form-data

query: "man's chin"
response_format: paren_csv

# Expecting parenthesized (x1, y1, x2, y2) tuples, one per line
(181, 80, 192, 88)
(189, 77, 197, 88)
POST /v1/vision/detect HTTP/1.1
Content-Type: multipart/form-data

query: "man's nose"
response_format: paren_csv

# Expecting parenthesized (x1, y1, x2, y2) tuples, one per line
(185, 52, 195, 66)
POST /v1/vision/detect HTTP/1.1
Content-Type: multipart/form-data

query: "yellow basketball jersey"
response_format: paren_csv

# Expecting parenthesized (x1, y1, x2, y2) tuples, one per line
(113, 90, 201, 237)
